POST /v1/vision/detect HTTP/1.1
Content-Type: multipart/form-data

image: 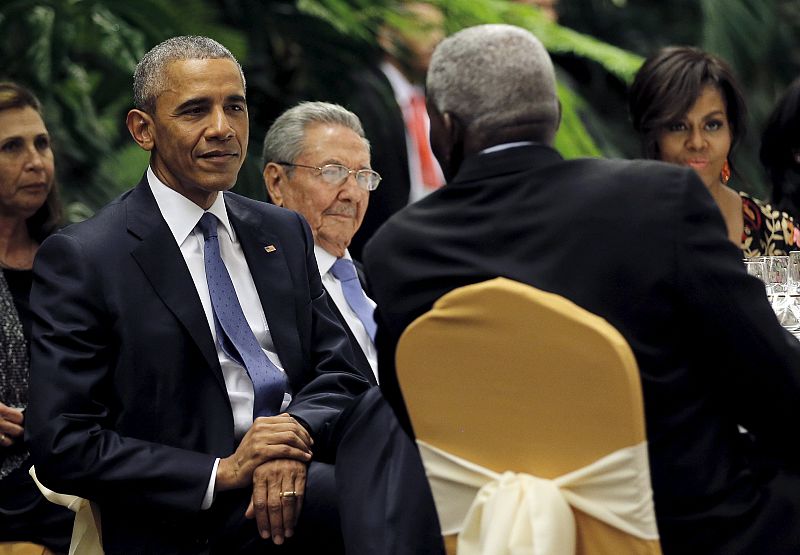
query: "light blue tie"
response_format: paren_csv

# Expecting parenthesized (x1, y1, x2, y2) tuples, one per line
(330, 258, 377, 341)
(197, 212, 287, 417)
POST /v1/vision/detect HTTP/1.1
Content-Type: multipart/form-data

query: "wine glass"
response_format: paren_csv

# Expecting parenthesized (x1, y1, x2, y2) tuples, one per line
(764, 255, 789, 296)
(744, 259, 769, 293)
(788, 251, 800, 295)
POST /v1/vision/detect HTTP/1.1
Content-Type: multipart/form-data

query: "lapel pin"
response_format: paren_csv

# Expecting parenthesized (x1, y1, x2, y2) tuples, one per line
(264, 245, 277, 253)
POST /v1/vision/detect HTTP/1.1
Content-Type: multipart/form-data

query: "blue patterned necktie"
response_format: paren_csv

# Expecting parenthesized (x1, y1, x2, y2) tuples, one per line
(330, 258, 377, 341)
(197, 212, 287, 417)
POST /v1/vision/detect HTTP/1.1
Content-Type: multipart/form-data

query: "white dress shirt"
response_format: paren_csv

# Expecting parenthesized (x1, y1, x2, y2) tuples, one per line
(147, 168, 290, 508)
(315, 246, 379, 383)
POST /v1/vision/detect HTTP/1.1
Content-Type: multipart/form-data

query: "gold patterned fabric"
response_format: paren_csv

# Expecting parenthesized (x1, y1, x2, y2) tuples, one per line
(741, 191, 799, 258)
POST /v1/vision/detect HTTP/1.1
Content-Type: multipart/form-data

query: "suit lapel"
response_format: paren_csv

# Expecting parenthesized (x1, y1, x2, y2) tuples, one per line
(225, 195, 302, 378)
(325, 294, 377, 386)
(125, 178, 225, 391)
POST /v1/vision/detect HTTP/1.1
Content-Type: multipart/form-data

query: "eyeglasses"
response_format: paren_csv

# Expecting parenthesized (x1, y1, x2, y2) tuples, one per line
(278, 162, 381, 191)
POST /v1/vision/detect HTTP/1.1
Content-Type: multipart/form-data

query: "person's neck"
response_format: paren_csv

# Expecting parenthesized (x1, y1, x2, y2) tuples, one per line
(706, 177, 733, 199)
(465, 127, 551, 159)
(0, 215, 37, 270)
(318, 238, 347, 259)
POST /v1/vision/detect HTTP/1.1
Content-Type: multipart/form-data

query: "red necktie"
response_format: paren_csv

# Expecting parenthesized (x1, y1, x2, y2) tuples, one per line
(409, 92, 443, 190)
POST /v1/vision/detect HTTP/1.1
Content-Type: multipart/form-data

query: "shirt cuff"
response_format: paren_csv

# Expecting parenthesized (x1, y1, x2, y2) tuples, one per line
(201, 458, 221, 510)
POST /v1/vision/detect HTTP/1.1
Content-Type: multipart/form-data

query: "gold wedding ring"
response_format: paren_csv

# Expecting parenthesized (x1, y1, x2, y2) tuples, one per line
(279, 490, 297, 498)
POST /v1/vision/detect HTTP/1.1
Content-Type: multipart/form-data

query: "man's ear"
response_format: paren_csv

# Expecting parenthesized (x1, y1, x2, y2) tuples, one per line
(443, 111, 462, 151)
(126, 109, 155, 151)
(442, 111, 464, 181)
(263, 163, 284, 206)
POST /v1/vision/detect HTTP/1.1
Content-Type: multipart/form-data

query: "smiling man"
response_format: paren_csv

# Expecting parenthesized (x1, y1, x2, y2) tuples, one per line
(26, 37, 368, 554)
(263, 102, 380, 385)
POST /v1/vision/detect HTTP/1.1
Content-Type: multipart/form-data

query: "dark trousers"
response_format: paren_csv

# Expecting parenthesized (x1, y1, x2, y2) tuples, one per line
(0, 465, 73, 553)
(98, 461, 342, 555)
(334, 387, 445, 555)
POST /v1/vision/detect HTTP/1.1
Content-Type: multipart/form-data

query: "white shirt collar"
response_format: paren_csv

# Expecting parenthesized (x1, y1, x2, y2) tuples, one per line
(147, 166, 237, 245)
(479, 141, 537, 155)
(314, 244, 352, 276)
(380, 60, 420, 108)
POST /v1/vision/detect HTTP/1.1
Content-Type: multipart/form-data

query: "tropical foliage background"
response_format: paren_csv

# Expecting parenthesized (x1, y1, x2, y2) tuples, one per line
(1, 0, 798, 221)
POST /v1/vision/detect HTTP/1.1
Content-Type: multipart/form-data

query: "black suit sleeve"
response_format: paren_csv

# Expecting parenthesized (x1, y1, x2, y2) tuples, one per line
(283, 212, 371, 458)
(675, 171, 800, 461)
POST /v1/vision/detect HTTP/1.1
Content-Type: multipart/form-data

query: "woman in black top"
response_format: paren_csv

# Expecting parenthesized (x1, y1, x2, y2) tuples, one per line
(0, 81, 71, 553)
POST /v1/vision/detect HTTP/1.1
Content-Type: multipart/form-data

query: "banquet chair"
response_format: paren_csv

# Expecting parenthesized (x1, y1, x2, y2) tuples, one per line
(396, 277, 662, 555)
(27, 467, 103, 555)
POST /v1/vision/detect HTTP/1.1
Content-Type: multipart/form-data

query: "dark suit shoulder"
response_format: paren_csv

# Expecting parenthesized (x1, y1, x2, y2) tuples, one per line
(224, 191, 308, 226)
(523, 156, 708, 220)
(364, 154, 708, 268)
(224, 190, 283, 214)
(45, 189, 133, 249)
(562, 156, 701, 192)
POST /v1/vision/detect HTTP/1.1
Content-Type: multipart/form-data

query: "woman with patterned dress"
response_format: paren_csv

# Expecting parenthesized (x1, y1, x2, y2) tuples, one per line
(629, 46, 798, 257)
(0, 82, 71, 552)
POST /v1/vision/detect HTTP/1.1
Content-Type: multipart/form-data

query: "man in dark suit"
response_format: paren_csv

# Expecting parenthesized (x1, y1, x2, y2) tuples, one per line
(363, 24, 800, 555)
(26, 36, 369, 554)
(337, 1, 445, 261)
(263, 101, 444, 555)
(262, 101, 380, 386)
(263, 102, 442, 555)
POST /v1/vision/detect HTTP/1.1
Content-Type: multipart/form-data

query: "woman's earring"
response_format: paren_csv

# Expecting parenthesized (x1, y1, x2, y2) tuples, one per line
(720, 160, 731, 184)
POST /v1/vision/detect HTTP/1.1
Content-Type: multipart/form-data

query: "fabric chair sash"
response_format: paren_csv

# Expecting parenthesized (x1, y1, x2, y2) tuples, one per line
(29, 467, 103, 555)
(417, 440, 659, 555)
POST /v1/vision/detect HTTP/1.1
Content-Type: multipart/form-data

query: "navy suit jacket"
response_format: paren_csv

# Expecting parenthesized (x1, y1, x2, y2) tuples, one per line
(364, 144, 800, 555)
(27, 177, 369, 553)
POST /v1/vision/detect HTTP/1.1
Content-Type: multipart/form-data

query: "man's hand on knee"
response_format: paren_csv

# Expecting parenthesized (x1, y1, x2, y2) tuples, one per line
(245, 458, 307, 544)
(215, 414, 312, 491)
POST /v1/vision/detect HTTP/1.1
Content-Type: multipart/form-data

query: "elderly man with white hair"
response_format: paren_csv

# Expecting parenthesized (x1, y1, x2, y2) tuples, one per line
(262, 101, 444, 555)
(363, 23, 800, 555)
(263, 102, 380, 386)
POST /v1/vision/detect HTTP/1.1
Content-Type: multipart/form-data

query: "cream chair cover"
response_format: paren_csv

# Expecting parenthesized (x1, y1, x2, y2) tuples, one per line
(419, 440, 658, 555)
(28, 467, 103, 555)
(396, 277, 663, 555)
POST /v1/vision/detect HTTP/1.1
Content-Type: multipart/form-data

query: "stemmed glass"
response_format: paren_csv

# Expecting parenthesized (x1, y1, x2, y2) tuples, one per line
(758, 255, 800, 332)
(784, 251, 800, 334)
(744, 258, 769, 293)
(763, 255, 790, 296)
(788, 251, 800, 295)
